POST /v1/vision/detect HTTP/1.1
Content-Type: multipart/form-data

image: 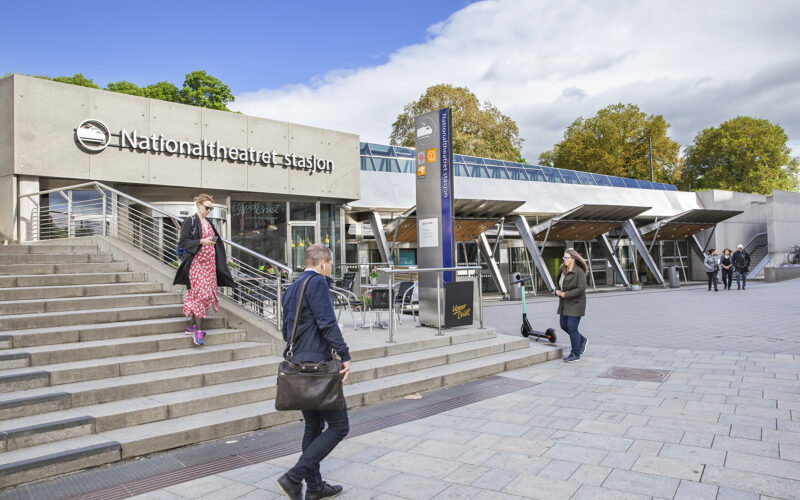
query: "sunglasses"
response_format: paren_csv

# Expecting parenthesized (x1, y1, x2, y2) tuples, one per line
(201, 205, 213, 211)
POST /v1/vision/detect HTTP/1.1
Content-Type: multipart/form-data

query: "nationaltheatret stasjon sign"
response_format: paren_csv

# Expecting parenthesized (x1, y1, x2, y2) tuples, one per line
(75, 119, 335, 174)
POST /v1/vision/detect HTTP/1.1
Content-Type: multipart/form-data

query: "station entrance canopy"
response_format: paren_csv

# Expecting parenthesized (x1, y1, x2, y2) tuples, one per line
(637, 209, 743, 241)
(382, 199, 525, 243)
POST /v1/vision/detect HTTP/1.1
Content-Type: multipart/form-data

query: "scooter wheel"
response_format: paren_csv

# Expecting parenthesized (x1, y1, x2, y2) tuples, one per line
(521, 325, 530, 337)
(545, 328, 557, 343)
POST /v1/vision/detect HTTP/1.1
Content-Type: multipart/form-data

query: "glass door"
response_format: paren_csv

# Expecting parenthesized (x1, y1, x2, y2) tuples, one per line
(289, 224, 316, 273)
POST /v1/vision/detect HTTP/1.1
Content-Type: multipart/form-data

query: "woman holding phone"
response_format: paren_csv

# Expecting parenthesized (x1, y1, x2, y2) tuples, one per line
(173, 194, 236, 345)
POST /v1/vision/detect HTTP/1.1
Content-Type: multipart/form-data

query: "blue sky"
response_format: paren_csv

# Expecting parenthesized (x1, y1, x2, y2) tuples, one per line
(0, 0, 472, 93)
(3, 0, 798, 159)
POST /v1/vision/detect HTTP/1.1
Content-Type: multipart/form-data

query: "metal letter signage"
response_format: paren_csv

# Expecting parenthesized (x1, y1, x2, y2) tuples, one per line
(415, 108, 455, 327)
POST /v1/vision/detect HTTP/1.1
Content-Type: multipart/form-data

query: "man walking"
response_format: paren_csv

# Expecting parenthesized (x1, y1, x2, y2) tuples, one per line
(275, 244, 351, 500)
(733, 244, 751, 290)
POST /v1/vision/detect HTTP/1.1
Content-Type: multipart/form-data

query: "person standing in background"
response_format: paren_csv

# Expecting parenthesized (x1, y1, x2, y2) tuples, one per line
(720, 248, 734, 290)
(733, 244, 751, 290)
(704, 248, 719, 292)
(555, 248, 588, 363)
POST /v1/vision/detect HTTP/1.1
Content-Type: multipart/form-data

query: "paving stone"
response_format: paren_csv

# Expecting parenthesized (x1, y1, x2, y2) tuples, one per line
(370, 450, 461, 480)
(456, 446, 497, 465)
(718, 413, 777, 429)
(701, 465, 800, 498)
(425, 427, 479, 444)
(536, 459, 580, 480)
(475, 420, 531, 437)
(627, 439, 663, 457)
(327, 462, 399, 489)
(631, 456, 703, 481)
(164, 475, 238, 498)
(373, 472, 450, 500)
(625, 424, 684, 444)
(570, 484, 650, 500)
(542, 443, 607, 465)
(470, 467, 518, 491)
(490, 436, 552, 456)
(681, 431, 714, 448)
(716, 486, 761, 500)
(481, 450, 550, 474)
(712, 435, 779, 458)
(546, 417, 579, 430)
(197, 481, 256, 500)
(347, 445, 392, 464)
(779, 443, 800, 461)
(673, 479, 718, 500)
(443, 463, 490, 485)
(601, 469, 680, 498)
(725, 451, 800, 481)
(407, 439, 472, 460)
(599, 451, 638, 470)
(434, 483, 484, 499)
(729, 424, 762, 440)
(569, 463, 611, 486)
(502, 473, 579, 500)
(217, 462, 285, 485)
(548, 429, 632, 452)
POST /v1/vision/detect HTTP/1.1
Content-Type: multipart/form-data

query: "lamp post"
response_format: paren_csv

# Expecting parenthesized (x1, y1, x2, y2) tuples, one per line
(649, 137, 654, 182)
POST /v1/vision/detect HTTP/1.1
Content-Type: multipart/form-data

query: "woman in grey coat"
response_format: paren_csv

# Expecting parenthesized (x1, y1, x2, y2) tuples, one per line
(703, 248, 719, 292)
(555, 248, 588, 362)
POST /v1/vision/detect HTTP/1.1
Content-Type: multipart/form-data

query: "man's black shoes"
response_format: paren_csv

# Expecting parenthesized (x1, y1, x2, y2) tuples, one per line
(563, 354, 580, 362)
(306, 482, 343, 500)
(276, 473, 303, 500)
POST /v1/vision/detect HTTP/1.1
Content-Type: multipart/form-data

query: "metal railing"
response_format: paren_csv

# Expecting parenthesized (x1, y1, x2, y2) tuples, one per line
(378, 265, 483, 343)
(744, 232, 768, 254)
(18, 181, 291, 327)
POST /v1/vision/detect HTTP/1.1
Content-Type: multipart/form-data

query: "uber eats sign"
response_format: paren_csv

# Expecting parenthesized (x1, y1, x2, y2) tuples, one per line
(74, 119, 335, 175)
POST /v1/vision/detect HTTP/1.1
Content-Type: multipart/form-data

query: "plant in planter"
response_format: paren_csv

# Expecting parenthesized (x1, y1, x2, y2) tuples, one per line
(354, 293, 372, 311)
(630, 280, 643, 291)
(368, 268, 380, 285)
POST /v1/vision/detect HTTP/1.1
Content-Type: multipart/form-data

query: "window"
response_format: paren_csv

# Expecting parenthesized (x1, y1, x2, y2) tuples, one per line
(230, 201, 287, 267)
(290, 202, 315, 221)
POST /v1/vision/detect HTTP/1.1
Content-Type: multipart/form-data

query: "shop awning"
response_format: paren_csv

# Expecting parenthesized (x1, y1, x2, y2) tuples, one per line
(638, 209, 743, 240)
(383, 199, 524, 242)
(529, 204, 651, 242)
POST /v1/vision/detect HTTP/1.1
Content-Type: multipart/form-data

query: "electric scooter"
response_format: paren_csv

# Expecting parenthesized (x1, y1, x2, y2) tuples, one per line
(511, 277, 557, 343)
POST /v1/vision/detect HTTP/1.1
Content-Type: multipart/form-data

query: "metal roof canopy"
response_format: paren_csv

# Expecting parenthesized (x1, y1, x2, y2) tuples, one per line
(529, 204, 651, 242)
(383, 199, 524, 243)
(638, 209, 743, 240)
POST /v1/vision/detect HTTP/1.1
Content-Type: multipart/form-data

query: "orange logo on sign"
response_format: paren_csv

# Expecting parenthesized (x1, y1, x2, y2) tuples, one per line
(417, 165, 426, 177)
(426, 148, 437, 162)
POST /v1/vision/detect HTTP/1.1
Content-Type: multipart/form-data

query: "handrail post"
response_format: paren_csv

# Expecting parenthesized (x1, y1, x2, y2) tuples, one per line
(276, 274, 282, 327)
(102, 193, 107, 236)
(477, 270, 484, 329)
(436, 271, 443, 336)
(388, 270, 395, 343)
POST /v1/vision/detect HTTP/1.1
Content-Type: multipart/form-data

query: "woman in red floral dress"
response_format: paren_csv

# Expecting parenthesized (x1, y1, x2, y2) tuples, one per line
(174, 194, 236, 346)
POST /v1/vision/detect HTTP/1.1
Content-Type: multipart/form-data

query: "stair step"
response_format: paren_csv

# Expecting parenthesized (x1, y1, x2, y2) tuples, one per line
(0, 304, 185, 332)
(0, 262, 129, 276)
(0, 340, 269, 390)
(0, 282, 164, 301)
(0, 253, 114, 265)
(0, 245, 99, 255)
(0, 292, 183, 315)
(0, 328, 249, 370)
(0, 353, 272, 420)
(0, 337, 532, 448)
(3, 316, 227, 349)
(0, 271, 147, 288)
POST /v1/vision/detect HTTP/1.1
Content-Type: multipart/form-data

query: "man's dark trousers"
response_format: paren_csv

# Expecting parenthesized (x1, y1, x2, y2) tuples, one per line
(735, 270, 747, 289)
(286, 405, 349, 491)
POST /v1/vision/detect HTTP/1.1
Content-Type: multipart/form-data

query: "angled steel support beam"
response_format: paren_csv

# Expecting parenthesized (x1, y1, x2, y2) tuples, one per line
(623, 219, 665, 287)
(689, 234, 706, 261)
(513, 215, 555, 292)
(596, 233, 630, 288)
(478, 233, 508, 298)
(368, 211, 391, 264)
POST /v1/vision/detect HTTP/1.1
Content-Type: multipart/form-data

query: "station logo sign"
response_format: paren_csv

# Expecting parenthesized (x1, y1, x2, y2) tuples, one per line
(74, 118, 335, 175)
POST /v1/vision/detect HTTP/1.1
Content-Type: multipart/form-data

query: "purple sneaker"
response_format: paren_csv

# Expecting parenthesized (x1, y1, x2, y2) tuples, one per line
(185, 325, 197, 335)
(193, 331, 205, 346)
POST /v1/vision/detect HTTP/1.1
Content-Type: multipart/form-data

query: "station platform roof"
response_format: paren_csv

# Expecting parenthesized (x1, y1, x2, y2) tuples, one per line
(638, 209, 743, 240)
(529, 204, 651, 241)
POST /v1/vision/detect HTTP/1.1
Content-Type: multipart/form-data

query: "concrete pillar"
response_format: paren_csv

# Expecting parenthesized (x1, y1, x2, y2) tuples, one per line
(17, 175, 40, 243)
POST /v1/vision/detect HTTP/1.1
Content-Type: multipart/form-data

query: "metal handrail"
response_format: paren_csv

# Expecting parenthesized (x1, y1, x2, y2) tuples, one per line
(18, 181, 292, 327)
(378, 265, 483, 342)
(743, 232, 768, 253)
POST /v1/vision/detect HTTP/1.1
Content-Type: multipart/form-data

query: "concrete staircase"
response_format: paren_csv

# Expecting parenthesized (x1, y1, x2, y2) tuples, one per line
(0, 242, 559, 489)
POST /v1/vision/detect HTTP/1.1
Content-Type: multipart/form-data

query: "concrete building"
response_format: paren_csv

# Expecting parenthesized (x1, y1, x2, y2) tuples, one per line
(2, 73, 798, 292)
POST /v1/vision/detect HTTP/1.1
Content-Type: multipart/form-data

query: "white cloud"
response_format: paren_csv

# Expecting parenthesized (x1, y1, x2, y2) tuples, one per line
(233, 0, 800, 161)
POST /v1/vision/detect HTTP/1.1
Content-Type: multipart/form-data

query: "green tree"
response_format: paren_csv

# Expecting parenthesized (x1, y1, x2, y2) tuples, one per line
(143, 81, 180, 102)
(106, 80, 145, 97)
(683, 116, 799, 194)
(539, 103, 682, 183)
(52, 73, 99, 88)
(178, 71, 234, 111)
(390, 84, 524, 162)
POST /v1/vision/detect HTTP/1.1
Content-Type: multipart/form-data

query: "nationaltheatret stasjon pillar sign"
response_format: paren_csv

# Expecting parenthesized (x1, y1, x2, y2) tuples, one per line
(414, 108, 455, 326)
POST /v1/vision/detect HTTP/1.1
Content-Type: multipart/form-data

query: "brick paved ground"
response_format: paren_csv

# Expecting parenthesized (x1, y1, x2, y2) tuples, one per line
(97, 280, 800, 498)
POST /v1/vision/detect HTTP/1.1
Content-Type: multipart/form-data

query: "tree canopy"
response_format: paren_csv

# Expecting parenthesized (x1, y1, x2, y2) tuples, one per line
(32, 71, 230, 110)
(390, 84, 524, 162)
(682, 116, 799, 194)
(538, 103, 682, 184)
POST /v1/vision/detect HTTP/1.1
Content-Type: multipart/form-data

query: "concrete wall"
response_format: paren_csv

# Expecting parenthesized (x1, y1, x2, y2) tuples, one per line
(695, 190, 768, 251)
(10, 74, 361, 200)
(0, 77, 12, 241)
(767, 190, 800, 258)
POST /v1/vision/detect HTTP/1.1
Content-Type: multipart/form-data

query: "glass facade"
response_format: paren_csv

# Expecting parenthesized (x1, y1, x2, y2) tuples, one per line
(230, 201, 287, 270)
(360, 142, 679, 191)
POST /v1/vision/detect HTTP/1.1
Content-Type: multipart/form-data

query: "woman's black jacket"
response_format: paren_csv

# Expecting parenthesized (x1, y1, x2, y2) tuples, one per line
(172, 215, 236, 289)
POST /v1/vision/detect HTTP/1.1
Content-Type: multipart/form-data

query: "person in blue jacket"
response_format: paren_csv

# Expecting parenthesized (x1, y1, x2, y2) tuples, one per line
(276, 244, 351, 500)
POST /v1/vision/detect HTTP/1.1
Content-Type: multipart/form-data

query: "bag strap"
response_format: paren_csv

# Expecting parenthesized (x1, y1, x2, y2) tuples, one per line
(286, 274, 315, 360)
